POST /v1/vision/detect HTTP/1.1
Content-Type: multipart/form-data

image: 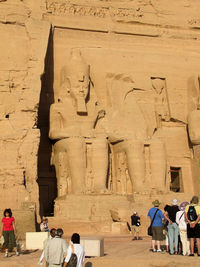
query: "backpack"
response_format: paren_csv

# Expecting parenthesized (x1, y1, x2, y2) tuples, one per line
(66, 244, 77, 267)
(187, 205, 198, 221)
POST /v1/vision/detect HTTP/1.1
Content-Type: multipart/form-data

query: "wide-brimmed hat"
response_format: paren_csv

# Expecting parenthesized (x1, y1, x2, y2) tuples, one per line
(179, 201, 189, 211)
(152, 200, 161, 207)
(171, 198, 179, 205)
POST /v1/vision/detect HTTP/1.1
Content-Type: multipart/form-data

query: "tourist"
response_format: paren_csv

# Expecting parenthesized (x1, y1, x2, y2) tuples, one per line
(40, 217, 50, 232)
(63, 233, 85, 267)
(164, 198, 179, 255)
(44, 228, 68, 267)
(1, 208, 19, 257)
(185, 195, 200, 256)
(176, 201, 190, 256)
(131, 211, 141, 240)
(147, 200, 164, 252)
(163, 215, 169, 253)
(38, 228, 57, 266)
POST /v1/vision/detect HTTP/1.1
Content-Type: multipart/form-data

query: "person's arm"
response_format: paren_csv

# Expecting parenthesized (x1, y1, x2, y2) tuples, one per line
(44, 242, 49, 263)
(0, 221, 3, 237)
(63, 245, 72, 267)
(38, 251, 44, 265)
(176, 212, 180, 225)
(164, 211, 172, 224)
(12, 220, 16, 236)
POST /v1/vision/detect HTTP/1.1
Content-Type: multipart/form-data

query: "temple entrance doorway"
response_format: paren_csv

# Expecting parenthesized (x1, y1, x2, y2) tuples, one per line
(170, 167, 183, 192)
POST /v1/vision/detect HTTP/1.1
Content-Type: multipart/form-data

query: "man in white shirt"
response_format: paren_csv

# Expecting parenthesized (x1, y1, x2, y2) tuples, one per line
(44, 228, 68, 267)
(63, 233, 85, 267)
(176, 201, 190, 256)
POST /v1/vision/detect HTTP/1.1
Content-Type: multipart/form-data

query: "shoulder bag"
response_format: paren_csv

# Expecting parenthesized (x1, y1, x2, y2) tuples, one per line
(147, 209, 159, 236)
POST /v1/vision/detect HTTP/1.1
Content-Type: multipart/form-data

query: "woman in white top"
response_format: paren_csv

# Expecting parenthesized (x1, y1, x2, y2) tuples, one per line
(63, 233, 85, 267)
(176, 201, 190, 256)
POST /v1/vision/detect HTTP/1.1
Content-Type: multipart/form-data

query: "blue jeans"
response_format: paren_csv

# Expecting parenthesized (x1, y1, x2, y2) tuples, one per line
(167, 223, 179, 254)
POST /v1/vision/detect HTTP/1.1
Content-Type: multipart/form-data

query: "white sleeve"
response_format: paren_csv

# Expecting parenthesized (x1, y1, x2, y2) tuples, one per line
(82, 250, 85, 263)
(176, 212, 179, 225)
(44, 242, 49, 262)
(39, 250, 44, 262)
(64, 245, 72, 263)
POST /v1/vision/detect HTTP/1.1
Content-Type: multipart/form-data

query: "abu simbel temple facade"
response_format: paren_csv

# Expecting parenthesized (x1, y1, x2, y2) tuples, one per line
(1, 0, 200, 237)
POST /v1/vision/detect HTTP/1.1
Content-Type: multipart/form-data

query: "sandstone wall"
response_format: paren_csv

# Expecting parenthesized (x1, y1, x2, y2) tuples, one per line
(1, 0, 200, 235)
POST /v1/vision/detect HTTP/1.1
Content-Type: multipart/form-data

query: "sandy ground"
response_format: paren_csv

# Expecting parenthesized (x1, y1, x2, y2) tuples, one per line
(1, 235, 200, 267)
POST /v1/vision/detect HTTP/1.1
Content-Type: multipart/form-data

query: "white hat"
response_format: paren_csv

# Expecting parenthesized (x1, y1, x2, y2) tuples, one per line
(172, 198, 179, 205)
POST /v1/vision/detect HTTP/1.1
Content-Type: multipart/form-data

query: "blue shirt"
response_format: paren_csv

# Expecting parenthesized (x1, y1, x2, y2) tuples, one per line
(147, 207, 164, 227)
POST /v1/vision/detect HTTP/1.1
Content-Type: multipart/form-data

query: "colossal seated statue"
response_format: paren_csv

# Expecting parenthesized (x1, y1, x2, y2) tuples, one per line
(97, 74, 167, 193)
(49, 49, 108, 196)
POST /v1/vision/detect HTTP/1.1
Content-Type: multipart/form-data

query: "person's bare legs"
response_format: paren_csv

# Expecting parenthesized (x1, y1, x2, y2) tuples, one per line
(196, 238, 200, 255)
(152, 240, 156, 251)
(156, 241, 161, 250)
(190, 238, 194, 254)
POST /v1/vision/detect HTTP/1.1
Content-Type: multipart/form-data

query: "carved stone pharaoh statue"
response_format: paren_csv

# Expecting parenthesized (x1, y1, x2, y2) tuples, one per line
(49, 49, 108, 196)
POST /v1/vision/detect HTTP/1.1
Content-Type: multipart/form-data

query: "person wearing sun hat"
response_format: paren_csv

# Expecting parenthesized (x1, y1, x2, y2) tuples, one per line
(176, 201, 190, 256)
(147, 200, 164, 252)
(164, 198, 180, 255)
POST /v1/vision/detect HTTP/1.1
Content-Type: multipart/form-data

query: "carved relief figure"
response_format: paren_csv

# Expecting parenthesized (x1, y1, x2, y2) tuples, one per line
(49, 49, 108, 196)
(151, 77, 170, 128)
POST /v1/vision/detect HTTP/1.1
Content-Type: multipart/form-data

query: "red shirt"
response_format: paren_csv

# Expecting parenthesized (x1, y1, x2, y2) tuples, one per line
(2, 217, 15, 231)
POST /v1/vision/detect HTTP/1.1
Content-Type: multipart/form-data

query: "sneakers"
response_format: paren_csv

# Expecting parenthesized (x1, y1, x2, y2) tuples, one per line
(16, 251, 20, 256)
(157, 249, 162, 252)
(152, 249, 157, 252)
(4, 252, 8, 257)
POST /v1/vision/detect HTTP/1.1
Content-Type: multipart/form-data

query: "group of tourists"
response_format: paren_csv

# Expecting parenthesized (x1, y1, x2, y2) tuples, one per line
(39, 229, 85, 267)
(2, 196, 200, 263)
(0, 208, 85, 266)
(147, 195, 200, 256)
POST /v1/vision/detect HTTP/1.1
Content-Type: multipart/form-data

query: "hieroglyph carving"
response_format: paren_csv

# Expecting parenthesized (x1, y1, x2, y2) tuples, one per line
(47, 1, 143, 20)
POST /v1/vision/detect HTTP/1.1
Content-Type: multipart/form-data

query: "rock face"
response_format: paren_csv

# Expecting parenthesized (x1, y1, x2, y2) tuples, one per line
(1, 0, 200, 235)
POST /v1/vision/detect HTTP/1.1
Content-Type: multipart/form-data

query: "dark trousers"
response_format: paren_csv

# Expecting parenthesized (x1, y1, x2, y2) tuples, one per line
(3, 230, 17, 249)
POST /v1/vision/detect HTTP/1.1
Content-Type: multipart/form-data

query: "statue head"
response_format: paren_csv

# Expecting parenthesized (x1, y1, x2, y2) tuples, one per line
(65, 49, 90, 114)
(151, 77, 165, 95)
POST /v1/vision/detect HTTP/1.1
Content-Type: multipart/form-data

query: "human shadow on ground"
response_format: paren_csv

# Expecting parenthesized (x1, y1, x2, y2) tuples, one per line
(21, 249, 38, 255)
(85, 262, 92, 267)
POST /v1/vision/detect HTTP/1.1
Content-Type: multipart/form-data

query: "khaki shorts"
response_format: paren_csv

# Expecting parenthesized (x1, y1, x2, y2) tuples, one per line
(131, 225, 140, 233)
(152, 226, 163, 241)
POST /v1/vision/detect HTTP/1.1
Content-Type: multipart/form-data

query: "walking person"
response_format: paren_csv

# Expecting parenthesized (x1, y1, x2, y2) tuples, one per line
(164, 198, 180, 255)
(44, 228, 68, 267)
(0, 208, 19, 257)
(63, 233, 85, 267)
(131, 211, 141, 240)
(38, 228, 57, 266)
(147, 200, 164, 252)
(185, 196, 200, 256)
(176, 201, 190, 256)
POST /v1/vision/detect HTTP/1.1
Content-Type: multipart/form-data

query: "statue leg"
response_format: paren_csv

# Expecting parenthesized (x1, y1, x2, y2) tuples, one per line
(66, 137, 86, 194)
(125, 140, 146, 192)
(52, 142, 68, 197)
(92, 137, 108, 193)
(150, 139, 166, 190)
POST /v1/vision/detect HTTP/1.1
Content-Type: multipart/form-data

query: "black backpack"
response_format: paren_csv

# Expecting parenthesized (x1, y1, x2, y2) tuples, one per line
(66, 244, 77, 267)
(187, 205, 198, 221)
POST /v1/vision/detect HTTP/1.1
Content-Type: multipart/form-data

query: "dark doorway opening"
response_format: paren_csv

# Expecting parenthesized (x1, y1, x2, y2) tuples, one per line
(170, 167, 183, 192)
(37, 28, 57, 217)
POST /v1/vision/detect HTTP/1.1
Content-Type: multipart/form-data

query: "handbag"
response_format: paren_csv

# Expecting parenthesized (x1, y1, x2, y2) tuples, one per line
(147, 208, 159, 236)
(66, 244, 77, 267)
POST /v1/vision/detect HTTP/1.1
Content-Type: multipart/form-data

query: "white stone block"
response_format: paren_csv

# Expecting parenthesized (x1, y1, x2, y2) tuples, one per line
(26, 232, 49, 250)
(80, 236, 104, 257)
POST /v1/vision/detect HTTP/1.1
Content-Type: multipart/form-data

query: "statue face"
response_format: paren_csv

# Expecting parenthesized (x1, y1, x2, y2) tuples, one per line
(69, 71, 89, 100)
